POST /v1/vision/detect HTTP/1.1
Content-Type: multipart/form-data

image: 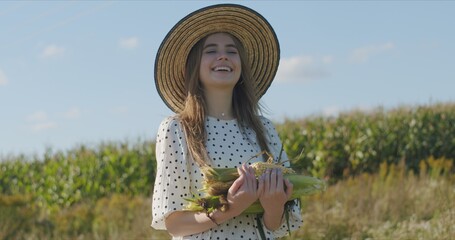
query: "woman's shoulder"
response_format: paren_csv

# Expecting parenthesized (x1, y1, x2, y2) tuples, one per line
(257, 115, 281, 138)
(159, 114, 180, 124)
(158, 114, 183, 131)
(258, 115, 275, 128)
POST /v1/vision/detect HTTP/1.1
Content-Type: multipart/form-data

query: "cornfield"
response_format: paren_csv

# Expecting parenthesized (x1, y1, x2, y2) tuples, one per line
(1, 102, 454, 239)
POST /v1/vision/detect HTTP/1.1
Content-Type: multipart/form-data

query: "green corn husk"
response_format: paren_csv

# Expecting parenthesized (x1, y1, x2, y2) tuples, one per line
(184, 152, 326, 239)
(184, 164, 326, 214)
(185, 195, 265, 214)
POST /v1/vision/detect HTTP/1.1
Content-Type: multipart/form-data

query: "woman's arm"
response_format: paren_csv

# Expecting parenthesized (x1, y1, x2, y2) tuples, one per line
(165, 206, 234, 237)
(165, 164, 260, 237)
(258, 166, 293, 231)
(258, 117, 301, 233)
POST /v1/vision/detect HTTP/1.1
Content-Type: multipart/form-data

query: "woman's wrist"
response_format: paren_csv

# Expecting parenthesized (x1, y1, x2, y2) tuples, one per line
(209, 208, 239, 226)
(206, 212, 220, 226)
(262, 209, 285, 231)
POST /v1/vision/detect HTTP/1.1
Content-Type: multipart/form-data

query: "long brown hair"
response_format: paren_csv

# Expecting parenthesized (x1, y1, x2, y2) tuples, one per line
(179, 33, 270, 166)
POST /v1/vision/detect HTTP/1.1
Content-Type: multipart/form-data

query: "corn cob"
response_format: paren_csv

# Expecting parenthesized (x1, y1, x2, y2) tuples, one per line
(184, 156, 326, 214)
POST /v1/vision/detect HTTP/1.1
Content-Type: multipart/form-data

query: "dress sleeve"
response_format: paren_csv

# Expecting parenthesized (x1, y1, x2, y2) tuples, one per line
(259, 117, 304, 239)
(151, 116, 192, 230)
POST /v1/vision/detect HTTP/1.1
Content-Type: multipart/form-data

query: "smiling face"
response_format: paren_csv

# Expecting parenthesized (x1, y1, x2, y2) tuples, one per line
(199, 33, 242, 93)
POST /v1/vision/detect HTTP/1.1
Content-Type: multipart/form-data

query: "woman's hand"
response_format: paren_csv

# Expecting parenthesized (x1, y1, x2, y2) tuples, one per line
(165, 164, 261, 236)
(226, 164, 261, 217)
(258, 168, 293, 230)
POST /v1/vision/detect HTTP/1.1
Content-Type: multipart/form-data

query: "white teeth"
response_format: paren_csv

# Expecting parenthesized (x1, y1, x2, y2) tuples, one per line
(213, 66, 232, 72)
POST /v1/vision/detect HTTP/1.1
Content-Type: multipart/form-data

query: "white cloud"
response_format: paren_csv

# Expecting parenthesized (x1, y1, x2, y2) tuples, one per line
(26, 111, 57, 132)
(275, 55, 332, 83)
(119, 37, 139, 49)
(41, 44, 65, 58)
(349, 42, 395, 63)
(64, 107, 81, 119)
(322, 106, 341, 117)
(323, 105, 376, 117)
(27, 111, 48, 122)
(30, 122, 57, 132)
(352, 105, 376, 113)
(322, 55, 334, 64)
(0, 69, 8, 86)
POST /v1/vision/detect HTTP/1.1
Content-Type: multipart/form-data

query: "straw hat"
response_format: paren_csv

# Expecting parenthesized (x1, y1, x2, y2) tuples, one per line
(154, 4, 280, 113)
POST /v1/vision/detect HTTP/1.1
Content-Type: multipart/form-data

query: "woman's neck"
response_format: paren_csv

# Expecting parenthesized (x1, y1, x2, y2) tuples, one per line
(204, 89, 234, 120)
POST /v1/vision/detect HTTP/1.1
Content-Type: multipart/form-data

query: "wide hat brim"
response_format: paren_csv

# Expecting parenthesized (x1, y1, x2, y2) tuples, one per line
(155, 4, 280, 113)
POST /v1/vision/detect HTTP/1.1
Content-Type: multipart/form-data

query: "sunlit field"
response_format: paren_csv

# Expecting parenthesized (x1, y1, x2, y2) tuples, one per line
(2, 162, 453, 240)
(1, 103, 454, 239)
(291, 160, 454, 240)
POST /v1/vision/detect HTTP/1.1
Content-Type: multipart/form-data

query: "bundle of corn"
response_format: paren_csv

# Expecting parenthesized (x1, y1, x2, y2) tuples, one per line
(184, 151, 326, 215)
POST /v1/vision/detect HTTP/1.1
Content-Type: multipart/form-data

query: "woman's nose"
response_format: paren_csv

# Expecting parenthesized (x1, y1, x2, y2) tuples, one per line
(217, 52, 228, 60)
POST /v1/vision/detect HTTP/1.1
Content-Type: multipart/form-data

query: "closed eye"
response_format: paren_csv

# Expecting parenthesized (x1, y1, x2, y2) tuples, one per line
(226, 46, 238, 54)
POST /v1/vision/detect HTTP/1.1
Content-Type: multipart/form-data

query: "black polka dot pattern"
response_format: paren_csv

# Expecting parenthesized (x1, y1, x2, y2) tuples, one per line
(151, 116, 303, 239)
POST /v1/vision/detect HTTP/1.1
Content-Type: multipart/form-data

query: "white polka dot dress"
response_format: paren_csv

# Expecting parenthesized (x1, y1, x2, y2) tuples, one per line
(151, 115, 303, 240)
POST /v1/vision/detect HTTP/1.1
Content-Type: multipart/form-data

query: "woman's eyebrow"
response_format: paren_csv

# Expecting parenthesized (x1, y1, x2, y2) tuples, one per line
(203, 43, 237, 49)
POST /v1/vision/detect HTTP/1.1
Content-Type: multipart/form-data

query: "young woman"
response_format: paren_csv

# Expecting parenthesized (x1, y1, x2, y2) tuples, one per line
(152, 4, 303, 239)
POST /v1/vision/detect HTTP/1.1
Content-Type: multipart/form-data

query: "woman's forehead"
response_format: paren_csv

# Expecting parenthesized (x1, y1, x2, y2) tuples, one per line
(204, 33, 236, 46)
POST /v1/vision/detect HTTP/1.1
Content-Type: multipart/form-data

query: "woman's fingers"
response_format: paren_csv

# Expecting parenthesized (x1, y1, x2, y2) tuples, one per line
(230, 165, 247, 196)
(241, 164, 252, 190)
(237, 164, 246, 176)
(284, 178, 293, 200)
(243, 164, 259, 191)
(238, 164, 257, 192)
(276, 168, 284, 192)
(257, 174, 264, 196)
(229, 173, 244, 196)
(270, 168, 277, 193)
(264, 169, 270, 193)
(249, 165, 257, 191)
(236, 164, 292, 199)
(260, 168, 287, 194)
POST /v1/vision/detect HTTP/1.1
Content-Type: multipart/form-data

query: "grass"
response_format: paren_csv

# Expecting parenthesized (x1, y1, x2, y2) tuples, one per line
(289, 161, 455, 240)
(1, 160, 453, 240)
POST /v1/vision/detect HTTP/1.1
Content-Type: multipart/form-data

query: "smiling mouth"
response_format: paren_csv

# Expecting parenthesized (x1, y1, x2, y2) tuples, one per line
(212, 66, 232, 72)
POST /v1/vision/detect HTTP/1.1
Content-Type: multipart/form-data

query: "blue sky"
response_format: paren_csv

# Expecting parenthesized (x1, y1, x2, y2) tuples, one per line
(1, 1, 454, 157)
